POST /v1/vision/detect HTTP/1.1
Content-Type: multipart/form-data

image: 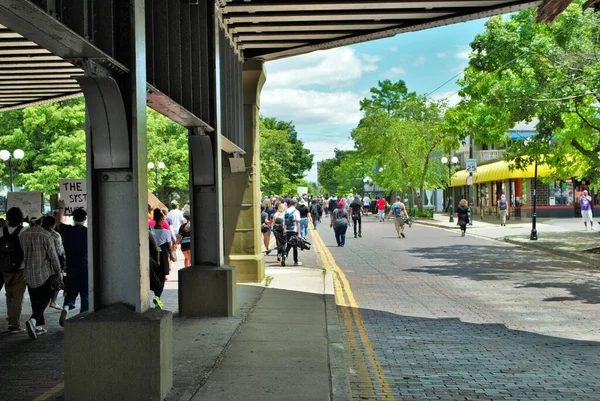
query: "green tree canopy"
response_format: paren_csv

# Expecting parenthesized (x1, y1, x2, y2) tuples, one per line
(0, 98, 189, 204)
(353, 80, 456, 208)
(456, 1, 600, 184)
(259, 116, 314, 195)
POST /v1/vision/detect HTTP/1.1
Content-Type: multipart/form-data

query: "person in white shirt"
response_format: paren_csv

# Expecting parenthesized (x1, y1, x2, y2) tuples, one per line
(362, 194, 371, 215)
(282, 199, 302, 266)
(166, 201, 184, 241)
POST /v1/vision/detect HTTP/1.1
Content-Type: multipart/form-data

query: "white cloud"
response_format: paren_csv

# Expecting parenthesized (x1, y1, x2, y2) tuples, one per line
(413, 56, 426, 66)
(436, 52, 447, 58)
(304, 139, 356, 182)
(264, 47, 380, 89)
(429, 91, 462, 108)
(390, 47, 399, 53)
(455, 46, 471, 60)
(261, 88, 362, 127)
(380, 66, 406, 78)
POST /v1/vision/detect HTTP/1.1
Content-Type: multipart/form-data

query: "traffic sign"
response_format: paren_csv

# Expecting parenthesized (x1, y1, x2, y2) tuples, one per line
(466, 158, 477, 173)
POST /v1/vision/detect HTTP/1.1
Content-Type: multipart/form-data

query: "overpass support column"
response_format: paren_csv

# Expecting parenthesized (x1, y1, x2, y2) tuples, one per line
(64, 1, 172, 400)
(222, 60, 266, 282)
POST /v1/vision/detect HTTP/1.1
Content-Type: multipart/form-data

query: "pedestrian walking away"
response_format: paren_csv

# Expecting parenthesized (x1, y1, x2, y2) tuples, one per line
(362, 193, 371, 216)
(282, 199, 302, 266)
(456, 198, 470, 237)
(1, 207, 27, 334)
(350, 196, 363, 238)
(297, 199, 310, 238)
(376, 196, 387, 222)
(309, 198, 322, 229)
(57, 201, 89, 324)
(498, 194, 509, 226)
(331, 201, 350, 246)
(260, 204, 271, 255)
(20, 217, 61, 340)
(388, 196, 408, 238)
(579, 190, 594, 230)
(149, 208, 172, 309)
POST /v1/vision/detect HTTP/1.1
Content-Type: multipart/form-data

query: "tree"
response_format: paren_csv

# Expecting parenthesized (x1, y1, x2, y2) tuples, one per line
(0, 98, 189, 205)
(259, 116, 314, 195)
(261, 117, 313, 182)
(456, 2, 600, 184)
(352, 80, 456, 209)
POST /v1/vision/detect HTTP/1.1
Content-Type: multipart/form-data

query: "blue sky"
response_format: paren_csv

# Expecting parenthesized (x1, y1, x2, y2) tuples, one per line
(260, 18, 490, 182)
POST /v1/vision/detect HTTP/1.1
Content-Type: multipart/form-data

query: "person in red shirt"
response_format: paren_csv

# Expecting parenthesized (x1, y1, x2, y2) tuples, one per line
(376, 196, 387, 222)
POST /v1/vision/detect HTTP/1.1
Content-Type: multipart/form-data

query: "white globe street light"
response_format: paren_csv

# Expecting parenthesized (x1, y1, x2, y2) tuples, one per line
(148, 161, 166, 193)
(147, 162, 155, 169)
(0, 149, 25, 192)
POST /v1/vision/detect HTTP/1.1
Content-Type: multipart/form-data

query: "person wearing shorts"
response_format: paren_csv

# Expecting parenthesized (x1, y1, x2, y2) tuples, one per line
(580, 190, 594, 230)
(388, 197, 407, 238)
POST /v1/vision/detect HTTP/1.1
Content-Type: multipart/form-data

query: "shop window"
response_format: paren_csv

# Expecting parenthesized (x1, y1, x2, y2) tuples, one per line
(550, 180, 573, 206)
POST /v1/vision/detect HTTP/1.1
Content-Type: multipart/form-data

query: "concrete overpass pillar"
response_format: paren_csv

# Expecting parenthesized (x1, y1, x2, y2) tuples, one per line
(222, 60, 266, 282)
(63, 1, 172, 400)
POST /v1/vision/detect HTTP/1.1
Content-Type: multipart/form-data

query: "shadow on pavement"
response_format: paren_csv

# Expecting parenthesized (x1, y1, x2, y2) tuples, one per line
(341, 305, 600, 400)
(404, 245, 600, 304)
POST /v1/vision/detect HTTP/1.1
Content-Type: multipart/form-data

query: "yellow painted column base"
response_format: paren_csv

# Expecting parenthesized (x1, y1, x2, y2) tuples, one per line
(226, 253, 265, 283)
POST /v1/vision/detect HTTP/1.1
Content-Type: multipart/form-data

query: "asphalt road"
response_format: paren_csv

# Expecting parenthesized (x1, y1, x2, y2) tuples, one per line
(315, 215, 600, 401)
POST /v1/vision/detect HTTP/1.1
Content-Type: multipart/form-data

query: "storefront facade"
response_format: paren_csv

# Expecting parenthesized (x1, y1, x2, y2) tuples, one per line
(450, 161, 599, 219)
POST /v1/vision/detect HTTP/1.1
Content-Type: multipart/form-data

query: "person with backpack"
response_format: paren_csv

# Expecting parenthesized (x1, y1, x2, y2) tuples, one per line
(282, 199, 302, 266)
(350, 196, 363, 238)
(175, 210, 192, 267)
(330, 201, 351, 247)
(388, 196, 408, 238)
(1, 207, 27, 334)
(309, 198, 322, 229)
(20, 216, 61, 339)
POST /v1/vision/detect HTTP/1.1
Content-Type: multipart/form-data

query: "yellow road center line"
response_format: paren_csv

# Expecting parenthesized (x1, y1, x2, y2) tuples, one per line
(310, 226, 393, 398)
(32, 383, 64, 401)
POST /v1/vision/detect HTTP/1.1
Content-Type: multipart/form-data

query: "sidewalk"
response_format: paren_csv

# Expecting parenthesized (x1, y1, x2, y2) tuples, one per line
(0, 244, 347, 401)
(417, 213, 600, 268)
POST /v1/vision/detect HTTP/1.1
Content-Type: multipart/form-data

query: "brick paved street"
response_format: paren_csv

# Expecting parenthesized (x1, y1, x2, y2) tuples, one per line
(318, 216, 600, 400)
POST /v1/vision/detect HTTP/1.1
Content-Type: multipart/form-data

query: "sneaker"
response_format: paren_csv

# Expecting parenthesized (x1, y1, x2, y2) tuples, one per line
(281, 256, 286, 267)
(265, 250, 272, 255)
(401, 233, 405, 238)
(294, 261, 302, 266)
(26, 320, 37, 340)
(354, 234, 357, 238)
(153, 296, 164, 309)
(35, 327, 48, 336)
(49, 302, 61, 310)
(358, 233, 362, 238)
(6, 325, 24, 334)
(59, 309, 68, 327)
(277, 257, 281, 262)
(461, 231, 465, 237)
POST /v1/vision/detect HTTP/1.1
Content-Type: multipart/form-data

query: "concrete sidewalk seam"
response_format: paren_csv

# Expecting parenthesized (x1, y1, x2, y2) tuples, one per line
(325, 292, 352, 401)
(180, 285, 267, 401)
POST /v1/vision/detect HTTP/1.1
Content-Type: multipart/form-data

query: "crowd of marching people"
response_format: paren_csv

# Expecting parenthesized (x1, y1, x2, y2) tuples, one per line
(0, 198, 192, 340)
(260, 193, 411, 265)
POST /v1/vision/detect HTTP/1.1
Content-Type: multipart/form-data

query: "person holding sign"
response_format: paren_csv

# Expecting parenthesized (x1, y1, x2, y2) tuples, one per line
(57, 200, 88, 327)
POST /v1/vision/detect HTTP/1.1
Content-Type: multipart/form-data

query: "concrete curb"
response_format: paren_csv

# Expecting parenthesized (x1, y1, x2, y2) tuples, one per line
(325, 290, 352, 401)
(503, 237, 600, 269)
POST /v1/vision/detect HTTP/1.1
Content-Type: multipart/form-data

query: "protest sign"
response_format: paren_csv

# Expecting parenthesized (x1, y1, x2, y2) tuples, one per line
(7, 191, 43, 220)
(60, 179, 87, 216)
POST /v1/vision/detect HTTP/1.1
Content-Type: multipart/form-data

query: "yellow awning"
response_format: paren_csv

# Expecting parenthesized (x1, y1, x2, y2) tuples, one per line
(450, 160, 554, 187)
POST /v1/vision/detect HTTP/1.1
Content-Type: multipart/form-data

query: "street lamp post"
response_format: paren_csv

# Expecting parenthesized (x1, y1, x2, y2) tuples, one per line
(363, 176, 372, 196)
(441, 155, 459, 223)
(0, 149, 24, 192)
(530, 160, 538, 240)
(147, 161, 166, 193)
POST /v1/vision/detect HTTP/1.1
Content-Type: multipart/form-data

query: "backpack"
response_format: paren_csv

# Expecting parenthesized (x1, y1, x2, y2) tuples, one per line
(284, 210, 295, 230)
(310, 203, 319, 214)
(0, 226, 23, 273)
